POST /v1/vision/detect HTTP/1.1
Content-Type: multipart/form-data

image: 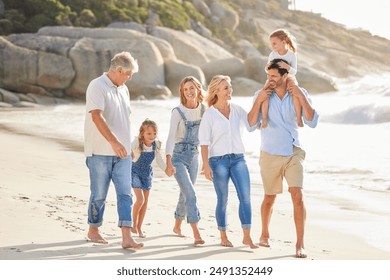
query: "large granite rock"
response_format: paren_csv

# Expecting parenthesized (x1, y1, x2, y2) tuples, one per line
(0, 36, 75, 97)
(148, 26, 233, 67)
(0, 22, 339, 107)
(202, 57, 246, 82)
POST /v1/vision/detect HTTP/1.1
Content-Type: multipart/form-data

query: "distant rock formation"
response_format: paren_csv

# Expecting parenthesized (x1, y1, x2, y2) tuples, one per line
(0, 24, 338, 107)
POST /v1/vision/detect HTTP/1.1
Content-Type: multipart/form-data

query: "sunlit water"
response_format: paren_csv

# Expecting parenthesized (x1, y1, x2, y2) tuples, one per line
(1, 73, 389, 253)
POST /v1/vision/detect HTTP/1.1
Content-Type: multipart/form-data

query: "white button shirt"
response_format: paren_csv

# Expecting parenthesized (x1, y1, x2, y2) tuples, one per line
(199, 103, 257, 158)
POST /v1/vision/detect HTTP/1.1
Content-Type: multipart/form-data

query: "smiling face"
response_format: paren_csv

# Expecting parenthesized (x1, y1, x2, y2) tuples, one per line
(216, 79, 233, 102)
(183, 80, 198, 105)
(267, 68, 285, 89)
(142, 126, 157, 146)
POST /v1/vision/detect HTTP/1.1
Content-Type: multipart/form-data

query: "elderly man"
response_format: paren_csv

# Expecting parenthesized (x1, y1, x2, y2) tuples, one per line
(84, 51, 143, 249)
(248, 58, 319, 258)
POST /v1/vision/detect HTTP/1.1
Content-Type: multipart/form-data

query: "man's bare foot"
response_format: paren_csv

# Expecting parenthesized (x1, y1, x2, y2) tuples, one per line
(87, 232, 108, 244)
(220, 239, 233, 247)
(243, 237, 259, 249)
(122, 238, 144, 250)
(173, 227, 185, 237)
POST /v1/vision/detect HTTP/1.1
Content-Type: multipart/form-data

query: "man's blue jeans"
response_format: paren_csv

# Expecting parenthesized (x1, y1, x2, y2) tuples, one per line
(86, 155, 133, 227)
(209, 154, 252, 230)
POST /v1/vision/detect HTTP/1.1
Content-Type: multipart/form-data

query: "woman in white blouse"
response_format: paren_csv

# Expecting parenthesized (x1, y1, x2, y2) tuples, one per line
(165, 76, 205, 245)
(199, 75, 258, 249)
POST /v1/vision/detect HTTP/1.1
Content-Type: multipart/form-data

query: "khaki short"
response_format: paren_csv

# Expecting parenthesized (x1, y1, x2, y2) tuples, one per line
(259, 147, 306, 195)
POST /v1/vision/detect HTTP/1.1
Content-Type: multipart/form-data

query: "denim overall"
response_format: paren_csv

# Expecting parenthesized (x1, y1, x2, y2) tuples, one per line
(172, 105, 204, 224)
(131, 141, 156, 190)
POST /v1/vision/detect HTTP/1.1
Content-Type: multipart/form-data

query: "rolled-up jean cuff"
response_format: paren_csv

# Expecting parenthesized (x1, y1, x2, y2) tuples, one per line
(174, 212, 185, 221)
(241, 224, 251, 230)
(187, 217, 201, 224)
(218, 226, 227, 231)
(88, 222, 103, 227)
(118, 220, 132, 228)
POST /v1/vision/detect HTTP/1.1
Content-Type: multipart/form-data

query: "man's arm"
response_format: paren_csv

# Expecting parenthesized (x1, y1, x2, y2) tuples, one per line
(90, 109, 128, 158)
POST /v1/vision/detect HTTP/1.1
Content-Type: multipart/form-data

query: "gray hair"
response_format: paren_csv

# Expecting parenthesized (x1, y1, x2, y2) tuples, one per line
(109, 51, 139, 73)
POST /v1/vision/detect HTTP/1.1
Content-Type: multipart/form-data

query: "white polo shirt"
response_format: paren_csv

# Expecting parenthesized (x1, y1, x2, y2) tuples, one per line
(199, 103, 256, 158)
(84, 73, 132, 157)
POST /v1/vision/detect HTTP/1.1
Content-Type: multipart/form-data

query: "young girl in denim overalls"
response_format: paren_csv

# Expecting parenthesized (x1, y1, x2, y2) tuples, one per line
(131, 119, 166, 238)
(165, 76, 205, 245)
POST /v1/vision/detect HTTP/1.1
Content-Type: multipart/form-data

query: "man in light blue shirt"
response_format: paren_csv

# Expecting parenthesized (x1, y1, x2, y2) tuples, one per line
(248, 58, 319, 258)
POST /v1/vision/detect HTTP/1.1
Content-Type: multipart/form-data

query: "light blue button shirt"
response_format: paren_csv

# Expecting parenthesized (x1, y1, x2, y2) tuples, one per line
(253, 88, 319, 156)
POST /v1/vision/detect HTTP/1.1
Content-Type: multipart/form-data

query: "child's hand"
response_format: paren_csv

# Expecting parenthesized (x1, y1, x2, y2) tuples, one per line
(278, 61, 290, 71)
(286, 77, 298, 94)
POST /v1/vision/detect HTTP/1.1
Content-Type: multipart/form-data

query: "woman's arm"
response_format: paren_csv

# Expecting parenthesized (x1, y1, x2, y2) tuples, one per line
(201, 145, 212, 181)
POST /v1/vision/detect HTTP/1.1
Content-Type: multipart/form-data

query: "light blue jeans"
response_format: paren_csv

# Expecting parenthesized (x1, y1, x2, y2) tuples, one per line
(86, 155, 133, 228)
(172, 144, 201, 224)
(209, 154, 252, 230)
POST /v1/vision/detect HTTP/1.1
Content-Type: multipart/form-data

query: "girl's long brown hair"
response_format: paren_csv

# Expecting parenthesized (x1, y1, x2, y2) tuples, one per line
(137, 119, 159, 152)
(269, 29, 297, 53)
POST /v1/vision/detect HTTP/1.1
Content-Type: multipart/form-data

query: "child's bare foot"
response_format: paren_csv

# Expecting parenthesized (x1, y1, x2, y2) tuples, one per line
(137, 228, 146, 238)
(87, 231, 108, 244)
(122, 237, 144, 249)
(243, 237, 259, 249)
(173, 227, 185, 237)
(131, 227, 138, 234)
(297, 119, 304, 127)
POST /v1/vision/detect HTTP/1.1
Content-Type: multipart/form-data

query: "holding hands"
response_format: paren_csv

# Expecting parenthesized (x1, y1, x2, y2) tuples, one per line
(165, 161, 176, 177)
(256, 79, 273, 103)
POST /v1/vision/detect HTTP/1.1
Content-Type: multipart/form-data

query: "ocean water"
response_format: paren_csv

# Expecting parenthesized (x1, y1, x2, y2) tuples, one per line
(1, 73, 389, 253)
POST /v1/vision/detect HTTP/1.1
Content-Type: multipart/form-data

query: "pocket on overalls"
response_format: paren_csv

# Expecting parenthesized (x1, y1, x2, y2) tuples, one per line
(173, 144, 186, 153)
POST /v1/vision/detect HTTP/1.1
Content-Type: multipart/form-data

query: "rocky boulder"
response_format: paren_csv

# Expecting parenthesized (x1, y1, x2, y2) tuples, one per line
(202, 57, 246, 82)
(296, 66, 338, 93)
(148, 26, 233, 67)
(164, 59, 206, 96)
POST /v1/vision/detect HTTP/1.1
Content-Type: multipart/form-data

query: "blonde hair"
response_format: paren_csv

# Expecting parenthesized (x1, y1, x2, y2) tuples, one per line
(179, 76, 204, 106)
(206, 75, 231, 107)
(269, 29, 297, 53)
(137, 119, 159, 152)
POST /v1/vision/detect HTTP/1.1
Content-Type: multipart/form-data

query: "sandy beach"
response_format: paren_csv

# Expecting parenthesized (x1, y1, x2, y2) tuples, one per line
(1, 119, 389, 262)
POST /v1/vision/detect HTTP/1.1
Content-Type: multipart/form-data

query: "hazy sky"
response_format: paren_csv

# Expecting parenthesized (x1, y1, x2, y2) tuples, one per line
(294, 0, 390, 40)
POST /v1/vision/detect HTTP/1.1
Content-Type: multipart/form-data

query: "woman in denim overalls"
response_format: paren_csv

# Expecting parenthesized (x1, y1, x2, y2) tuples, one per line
(165, 76, 205, 245)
